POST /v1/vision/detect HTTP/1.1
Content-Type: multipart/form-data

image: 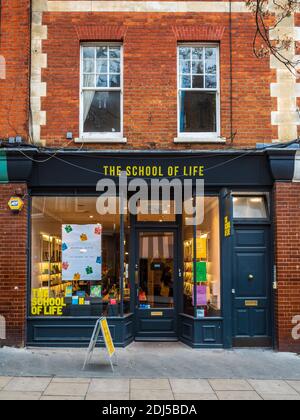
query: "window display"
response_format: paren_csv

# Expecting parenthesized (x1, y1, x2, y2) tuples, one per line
(31, 197, 121, 317)
(183, 197, 221, 317)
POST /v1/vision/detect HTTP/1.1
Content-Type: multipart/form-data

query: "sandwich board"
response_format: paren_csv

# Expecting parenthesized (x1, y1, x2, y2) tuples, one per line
(83, 317, 117, 372)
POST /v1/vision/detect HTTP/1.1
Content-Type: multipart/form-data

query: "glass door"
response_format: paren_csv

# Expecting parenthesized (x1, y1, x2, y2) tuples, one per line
(135, 230, 178, 340)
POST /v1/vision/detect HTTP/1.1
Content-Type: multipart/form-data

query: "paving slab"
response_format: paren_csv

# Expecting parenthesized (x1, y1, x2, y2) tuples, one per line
(209, 379, 253, 391)
(0, 391, 42, 400)
(44, 382, 89, 397)
(248, 380, 299, 396)
(4, 377, 51, 392)
(174, 393, 218, 400)
(89, 378, 130, 393)
(130, 389, 174, 400)
(286, 381, 300, 393)
(170, 379, 213, 394)
(86, 392, 130, 400)
(0, 377, 12, 390)
(260, 394, 300, 400)
(51, 377, 91, 384)
(131, 379, 171, 390)
(216, 391, 262, 401)
(40, 396, 85, 400)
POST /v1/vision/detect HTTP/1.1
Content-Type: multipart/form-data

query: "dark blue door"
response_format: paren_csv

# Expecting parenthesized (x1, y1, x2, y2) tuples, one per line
(232, 225, 272, 347)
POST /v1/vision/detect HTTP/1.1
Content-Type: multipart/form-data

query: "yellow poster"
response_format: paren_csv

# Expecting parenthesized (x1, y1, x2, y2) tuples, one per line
(100, 318, 115, 358)
(196, 238, 207, 259)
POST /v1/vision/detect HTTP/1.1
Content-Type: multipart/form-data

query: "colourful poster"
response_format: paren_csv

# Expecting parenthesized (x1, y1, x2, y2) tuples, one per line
(192, 285, 207, 306)
(196, 261, 207, 282)
(62, 224, 102, 282)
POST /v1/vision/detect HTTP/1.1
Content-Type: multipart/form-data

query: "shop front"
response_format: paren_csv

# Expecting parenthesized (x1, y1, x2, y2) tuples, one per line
(18, 149, 274, 348)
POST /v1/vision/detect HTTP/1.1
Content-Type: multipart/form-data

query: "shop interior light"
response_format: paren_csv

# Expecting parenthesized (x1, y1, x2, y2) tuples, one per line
(250, 197, 263, 203)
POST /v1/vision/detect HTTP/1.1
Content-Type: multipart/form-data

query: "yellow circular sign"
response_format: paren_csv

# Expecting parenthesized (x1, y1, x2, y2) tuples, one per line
(8, 196, 24, 212)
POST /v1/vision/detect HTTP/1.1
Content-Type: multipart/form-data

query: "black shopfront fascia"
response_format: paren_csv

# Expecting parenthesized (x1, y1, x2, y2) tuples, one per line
(4, 147, 290, 348)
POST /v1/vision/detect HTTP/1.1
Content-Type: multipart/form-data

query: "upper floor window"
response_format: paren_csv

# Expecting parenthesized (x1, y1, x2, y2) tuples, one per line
(177, 44, 220, 141)
(80, 44, 124, 142)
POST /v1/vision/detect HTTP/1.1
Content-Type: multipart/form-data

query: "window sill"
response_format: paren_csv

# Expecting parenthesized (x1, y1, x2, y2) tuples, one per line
(75, 137, 127, 144)
(174, 137, 226, 144)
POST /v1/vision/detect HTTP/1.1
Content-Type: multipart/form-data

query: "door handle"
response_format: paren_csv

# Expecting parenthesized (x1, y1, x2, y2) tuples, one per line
(248, 274, 254, 281)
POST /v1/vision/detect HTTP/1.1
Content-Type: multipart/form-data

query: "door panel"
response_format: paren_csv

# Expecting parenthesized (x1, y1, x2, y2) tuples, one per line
(135, 230, 178, 340)
(233, 226, 272, 347)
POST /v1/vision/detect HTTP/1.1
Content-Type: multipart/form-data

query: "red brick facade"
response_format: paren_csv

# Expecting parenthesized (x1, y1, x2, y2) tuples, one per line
(0, 0, 30, 139)
(41, 12, 274, 148)
(274, 182, 300, 353)
(0, 184, 27, 347)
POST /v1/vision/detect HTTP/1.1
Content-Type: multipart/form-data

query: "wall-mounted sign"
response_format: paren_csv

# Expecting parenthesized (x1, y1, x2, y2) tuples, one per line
(224, 216, 231, 237)
(62, 224, 102, 282)
(8, 196, 24, 212)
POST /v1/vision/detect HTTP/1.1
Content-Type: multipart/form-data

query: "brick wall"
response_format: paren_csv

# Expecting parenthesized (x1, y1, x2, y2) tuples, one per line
(0, 184, 27, 347)
(0, 0, 30, 140)
(39, 11, 274, 148)
(274, 182, 300, 353)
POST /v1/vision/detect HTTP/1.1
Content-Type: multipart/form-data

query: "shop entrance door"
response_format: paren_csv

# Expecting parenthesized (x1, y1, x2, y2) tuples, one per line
(134, 229, 179, 340)
(232, 225, 272, 347)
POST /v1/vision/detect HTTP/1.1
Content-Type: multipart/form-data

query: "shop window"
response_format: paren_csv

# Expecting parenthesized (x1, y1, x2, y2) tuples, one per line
(136, 200, 176, 223)
(31, 197, 122, 318)
(183, 197, 221, 318)
(178, 45, 220, 140)
(80, 44, 123, 141)
(233, 196, 268, 219)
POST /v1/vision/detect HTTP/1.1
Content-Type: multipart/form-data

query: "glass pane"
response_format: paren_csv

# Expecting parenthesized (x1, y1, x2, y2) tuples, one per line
(83, 91, 121, 133)
(233, 196, 268, 219)
(109, 60, 121, 74)
(96, 59, 108, 74)
(192, 75, 204, 88)
(139, 232, 174, 309)
(83, 47, 95, 59)
(180, 75, 191, 88)
(109, 47, 121, 59)
(192, 47, 203, 60)
(83, 59, 94, 73)
(192, 61, 204, 75)
(180, 60, 191, 74)
(96, 75, 108, 87)
(83, 74, 95, 88)
(179, 91, 217, 133)
(179, 47, 190, 60)
(31, 197, 121, 317)
(205, 60, 217, 74)
(137, 200, 176, 222)
(96, 46, 108, 58)
(205, 48, 217, 60)
(109, 75, 121, 88)
(195, 198, 220, 317)
(205, 75, 217, 89)
(183, 197, 221, 318)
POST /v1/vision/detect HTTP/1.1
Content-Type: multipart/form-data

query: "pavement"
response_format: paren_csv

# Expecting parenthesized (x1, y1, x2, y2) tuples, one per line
(0, 343, 299, 400)
(0, 377, 300, 400)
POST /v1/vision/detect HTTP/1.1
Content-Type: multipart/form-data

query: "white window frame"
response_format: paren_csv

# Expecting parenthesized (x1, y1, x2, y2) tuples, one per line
(175, 43, 223, 143)
(78, 43, 126, 143)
